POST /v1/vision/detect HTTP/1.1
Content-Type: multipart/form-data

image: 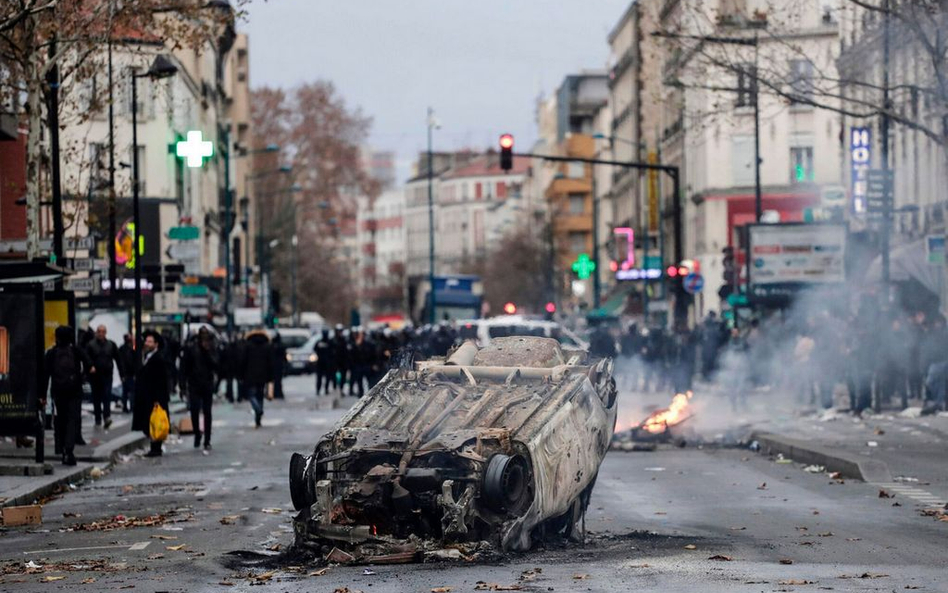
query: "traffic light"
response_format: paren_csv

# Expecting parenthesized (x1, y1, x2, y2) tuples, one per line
(503, 302, 517, 315)
(544, 301, 556, 314)
(499, 133, 514, 171)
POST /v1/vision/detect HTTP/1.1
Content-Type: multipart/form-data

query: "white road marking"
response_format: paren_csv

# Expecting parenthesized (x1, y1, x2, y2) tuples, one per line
(25, 541, 150, 555)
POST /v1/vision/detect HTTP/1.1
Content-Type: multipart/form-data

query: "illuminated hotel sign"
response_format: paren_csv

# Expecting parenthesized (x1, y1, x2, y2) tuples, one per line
(616, 268, 662, 281)
(850, 127, 871, 213)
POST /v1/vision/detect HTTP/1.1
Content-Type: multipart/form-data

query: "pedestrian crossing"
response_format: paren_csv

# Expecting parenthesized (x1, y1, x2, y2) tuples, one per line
(875, 481, 947, 508)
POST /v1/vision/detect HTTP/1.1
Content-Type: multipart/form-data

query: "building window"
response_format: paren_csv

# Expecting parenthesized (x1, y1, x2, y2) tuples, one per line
(567, 162, 584, 179)
(790, 146, 814, 183)
(569, 231, 586, 254)
(130, 144, 146, 195)
(568, 193, 585, 214)
(731, 136, 755, 186)
(789, 59, 814, 104)
(735, 63, 756, 108)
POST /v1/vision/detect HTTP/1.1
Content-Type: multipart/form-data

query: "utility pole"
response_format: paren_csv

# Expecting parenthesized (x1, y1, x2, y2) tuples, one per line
(107, 1, 117, 304)
(46, 39, 63, 264)
(880, 0, 891, 289)
(427, 107, 437, 325)
(591, 171, 601, 309)
(753, 33, 762, 223)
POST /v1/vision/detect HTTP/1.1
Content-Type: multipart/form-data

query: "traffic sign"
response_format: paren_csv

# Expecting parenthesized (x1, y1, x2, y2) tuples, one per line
(168, 226, 200, 241)
(180, 284, 208, 296)
(683, 273, 704, 294)
(65, 277, 96, 292)
(866, 169, 893, 212)
(166, 242, 200, 261)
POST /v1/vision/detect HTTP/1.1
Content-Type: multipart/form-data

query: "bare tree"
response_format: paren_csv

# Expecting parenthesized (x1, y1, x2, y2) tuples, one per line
(251, 82, 379, 322)
(0, 0, 241, 257)
(476, 224, 549, 315)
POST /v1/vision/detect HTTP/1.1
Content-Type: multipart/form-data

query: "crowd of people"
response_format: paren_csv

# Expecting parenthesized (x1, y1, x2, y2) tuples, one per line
(597, 297, 948, 414)
(41, 322, 465, 466)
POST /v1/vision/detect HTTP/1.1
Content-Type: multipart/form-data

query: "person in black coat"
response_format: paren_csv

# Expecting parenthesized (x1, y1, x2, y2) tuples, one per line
(84, 325, 124, 429)
(133, 331, 169, 457)
(239, 330, 273, 427)
(44, 326, 92, 465)
(314, 330, 334, 396)
(181, 328, 219, 450)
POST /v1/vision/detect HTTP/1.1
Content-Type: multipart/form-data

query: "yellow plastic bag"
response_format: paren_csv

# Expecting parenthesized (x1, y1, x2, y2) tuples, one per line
(149, 403, 169, 442)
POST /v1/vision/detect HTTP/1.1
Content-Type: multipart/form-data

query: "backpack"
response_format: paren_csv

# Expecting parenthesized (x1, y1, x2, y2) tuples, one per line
(50, 346, 80, 391)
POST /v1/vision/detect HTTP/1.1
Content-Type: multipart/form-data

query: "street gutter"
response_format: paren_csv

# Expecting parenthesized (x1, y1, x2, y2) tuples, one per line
(751, 431, 892, 483)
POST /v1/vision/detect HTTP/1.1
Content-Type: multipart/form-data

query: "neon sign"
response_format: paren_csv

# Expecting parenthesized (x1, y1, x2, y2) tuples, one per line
(850, 127, 871, 213)
(613, 227, 634, 270)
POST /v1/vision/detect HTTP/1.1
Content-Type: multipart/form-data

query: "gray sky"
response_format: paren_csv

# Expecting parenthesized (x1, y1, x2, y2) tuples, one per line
(244, 1, 630, 182)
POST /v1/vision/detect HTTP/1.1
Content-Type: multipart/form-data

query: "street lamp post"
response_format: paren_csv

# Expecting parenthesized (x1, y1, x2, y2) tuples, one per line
(426, 108, 439, 325)
(291, 233, 298, 326)
(131, 55, 177, 349)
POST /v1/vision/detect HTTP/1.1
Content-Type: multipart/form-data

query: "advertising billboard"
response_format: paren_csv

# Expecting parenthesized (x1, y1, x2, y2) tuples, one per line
(748, 223, 847, 301)
(0, 284, 44, 432)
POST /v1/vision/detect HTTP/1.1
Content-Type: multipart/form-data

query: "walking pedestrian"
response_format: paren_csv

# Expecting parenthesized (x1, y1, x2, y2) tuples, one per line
(118, 333, 136, 413)
(314, 330, 334, 396)
(333, 327, 349, 394)
(181, 328, 219, 451)
(240, 330, 273, 428)
(271, 332, 286, 400)
(133, 331, 170, 457)
(44, 326, 91, 466)
(84, 325, 124, 429)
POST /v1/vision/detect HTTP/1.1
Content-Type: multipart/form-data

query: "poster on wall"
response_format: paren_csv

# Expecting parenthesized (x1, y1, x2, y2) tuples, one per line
(0, 284, 44, 434)
(43, 291, 75, 351)
(747, 223, 848, 302)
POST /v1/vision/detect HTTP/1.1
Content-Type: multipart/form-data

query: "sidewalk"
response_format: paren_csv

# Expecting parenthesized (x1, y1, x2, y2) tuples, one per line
(749, 405, 948, 508)
(0, 401, 187, 508)
(616, 381, 948, 509)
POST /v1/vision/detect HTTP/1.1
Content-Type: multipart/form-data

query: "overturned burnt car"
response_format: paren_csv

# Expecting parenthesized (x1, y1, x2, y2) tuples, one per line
(289, 336, 617, 557)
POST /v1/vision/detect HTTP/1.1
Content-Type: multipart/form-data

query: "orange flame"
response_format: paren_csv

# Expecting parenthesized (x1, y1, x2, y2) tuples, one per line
(641, 391, 693, 434)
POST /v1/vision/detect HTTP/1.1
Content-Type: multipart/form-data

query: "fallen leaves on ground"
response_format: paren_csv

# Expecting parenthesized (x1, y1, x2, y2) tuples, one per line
(846, 537, 862, 541)
(431, 588, 453, 593)
(572, 573, 590, 580)
(838, 572, 889, 579)
(70, 514, 168, 531)
(475, 583, 523, 591)
(41, 576, 66, 582)
(919, 508, 948, 522)
(333, 588, 364, 593)
(80, 577, 95, 584)
(683, 544, 697, 550)
(146, 554, 164, 560)
(778, 579, 814, 585)
(757, 483, 768, 490)
(818, 532, 833, 537)
(879, 489, 893, 498)
(308, 568, 330, 577)
(708, 555, 732, 561)
(250, 571, 276, 583)
(149, 535, 176, 540)
(729, 526, 746, 531)
(260, 508, 282, 514)
(779, 558, 794, 565)
(219, 581, 234, 586)
(220, 515, 241, 525)
(519, 568, 542, 582)
(165, 544, 187, 551)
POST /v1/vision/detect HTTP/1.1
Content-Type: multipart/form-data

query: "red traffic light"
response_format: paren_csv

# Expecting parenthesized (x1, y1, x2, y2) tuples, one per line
(544, 302, 556, 314)
(666, 265, 678, 277)
(499, 133, 514, 149)
(503, 302, 517, 314)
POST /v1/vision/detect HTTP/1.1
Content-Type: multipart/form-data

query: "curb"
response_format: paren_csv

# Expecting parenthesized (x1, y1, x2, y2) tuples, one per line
(0, 463, 95, 508)
(751, 431, 892, 483)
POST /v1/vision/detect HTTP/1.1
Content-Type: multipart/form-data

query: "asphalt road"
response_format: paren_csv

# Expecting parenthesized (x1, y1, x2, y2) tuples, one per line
(1, 376, 945, 592)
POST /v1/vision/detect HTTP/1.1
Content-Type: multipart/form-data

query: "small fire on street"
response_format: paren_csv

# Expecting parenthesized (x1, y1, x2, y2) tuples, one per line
(640, 391, 693, 434)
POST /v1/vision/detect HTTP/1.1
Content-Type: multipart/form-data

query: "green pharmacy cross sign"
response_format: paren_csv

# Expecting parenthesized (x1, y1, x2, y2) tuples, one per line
(571, 253, 596, 280)
(176, 130, 214, 168)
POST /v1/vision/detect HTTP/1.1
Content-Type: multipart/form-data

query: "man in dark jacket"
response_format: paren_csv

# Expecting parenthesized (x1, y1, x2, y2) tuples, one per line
(181, 328, 219, 450)
(240, 330, 273, 428)
(133, 331, 169, 457)
(314, 330, 334, 396)
(118, 333, 136, 413)
(84, 325, 124, 429)
(270, 332, 286, 400)
(44, 326, 91, 465)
